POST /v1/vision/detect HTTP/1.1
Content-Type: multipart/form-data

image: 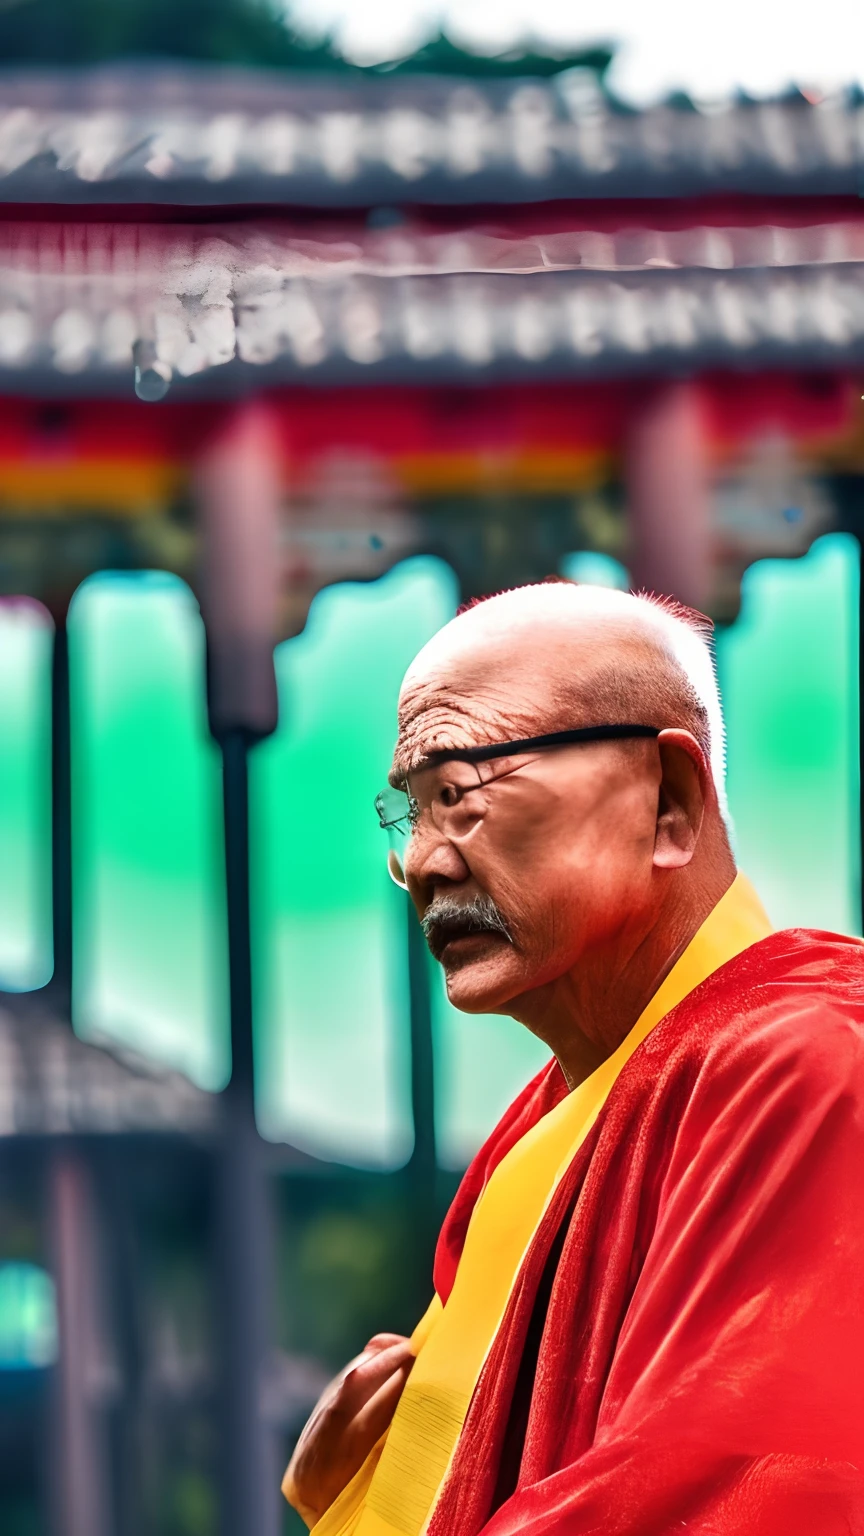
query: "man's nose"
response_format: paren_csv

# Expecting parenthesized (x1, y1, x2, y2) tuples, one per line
(403, 818, 469, 894)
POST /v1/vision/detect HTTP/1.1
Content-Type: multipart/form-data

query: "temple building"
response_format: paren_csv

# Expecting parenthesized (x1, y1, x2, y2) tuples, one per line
(0, 51, 862, 1536)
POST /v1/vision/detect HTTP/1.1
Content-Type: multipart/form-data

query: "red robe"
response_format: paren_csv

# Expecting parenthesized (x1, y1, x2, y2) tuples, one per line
(428, 930, 864, 1536)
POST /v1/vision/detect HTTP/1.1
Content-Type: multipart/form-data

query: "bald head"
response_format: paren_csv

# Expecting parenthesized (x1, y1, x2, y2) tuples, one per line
(392, 581, 727, 821)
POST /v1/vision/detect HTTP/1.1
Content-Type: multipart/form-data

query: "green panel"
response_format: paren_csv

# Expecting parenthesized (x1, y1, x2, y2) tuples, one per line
(0, 1263, 56, 1369)
(431, 963, 549, 1171)
(0, 601, 52, 991)
(69, 572, 229, 1090)
(559, 551, 629, 589)
(716, 533, 860, 934)
(252, 557, 458, 1168)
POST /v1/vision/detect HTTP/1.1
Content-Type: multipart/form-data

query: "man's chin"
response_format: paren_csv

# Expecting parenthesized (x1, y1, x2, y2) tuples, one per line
(440, 939, 523, 1014)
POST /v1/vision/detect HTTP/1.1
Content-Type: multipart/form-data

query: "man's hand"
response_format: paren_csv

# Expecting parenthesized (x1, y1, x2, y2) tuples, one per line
(283, 1333, 414, 1529)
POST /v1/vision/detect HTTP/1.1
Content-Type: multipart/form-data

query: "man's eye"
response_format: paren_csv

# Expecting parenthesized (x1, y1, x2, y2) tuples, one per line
(439, 783, 461, 808)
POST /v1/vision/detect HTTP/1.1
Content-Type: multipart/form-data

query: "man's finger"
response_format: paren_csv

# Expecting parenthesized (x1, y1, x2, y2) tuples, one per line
(336, 1340, 415, 1417)
(364, 1333, 411, 1354)
(351, 1357, 414, 1444)
(336, 1333, 410, 1385)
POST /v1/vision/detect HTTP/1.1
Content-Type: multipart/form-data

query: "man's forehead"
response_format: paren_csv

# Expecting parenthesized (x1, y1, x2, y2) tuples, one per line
(390, 673, 545, 781)
(401, 621, 567, 714)
(390, 612, 649, 780)
(400, 607, 646, 706)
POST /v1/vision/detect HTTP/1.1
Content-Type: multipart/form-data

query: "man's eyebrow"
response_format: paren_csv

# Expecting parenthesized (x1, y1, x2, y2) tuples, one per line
(388, 744, 444, 785)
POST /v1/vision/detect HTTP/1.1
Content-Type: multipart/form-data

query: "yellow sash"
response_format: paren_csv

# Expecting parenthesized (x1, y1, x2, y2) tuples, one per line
(310, 874, 772, 1536)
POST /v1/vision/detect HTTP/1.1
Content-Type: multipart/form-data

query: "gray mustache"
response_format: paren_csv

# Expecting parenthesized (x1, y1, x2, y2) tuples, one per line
(421, 894, 512, 959)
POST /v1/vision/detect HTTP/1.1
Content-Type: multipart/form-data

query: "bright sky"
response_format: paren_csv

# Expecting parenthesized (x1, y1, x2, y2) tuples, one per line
(289, 0, 864, 104)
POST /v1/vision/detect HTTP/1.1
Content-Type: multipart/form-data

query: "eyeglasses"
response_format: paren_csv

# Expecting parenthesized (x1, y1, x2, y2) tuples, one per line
(375, 723, 660, 889)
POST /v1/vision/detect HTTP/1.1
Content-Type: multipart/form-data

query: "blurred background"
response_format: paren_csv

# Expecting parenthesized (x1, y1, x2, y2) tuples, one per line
(0, 1, 862, 1533)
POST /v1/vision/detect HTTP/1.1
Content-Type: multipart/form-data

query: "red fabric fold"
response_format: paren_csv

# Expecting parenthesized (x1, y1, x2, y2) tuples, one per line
(428, 930, 864, 1535)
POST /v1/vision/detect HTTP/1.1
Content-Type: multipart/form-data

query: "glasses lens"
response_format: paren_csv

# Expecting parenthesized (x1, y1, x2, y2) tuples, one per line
(387, 847, 407, 889)
(375, 762, 485, 889)
(375, 785, 411, 831)
(375, 786, 411, 889)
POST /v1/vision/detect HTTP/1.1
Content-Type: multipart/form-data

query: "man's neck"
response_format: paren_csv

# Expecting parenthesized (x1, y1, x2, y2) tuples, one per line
(511, 861, 737, 1090)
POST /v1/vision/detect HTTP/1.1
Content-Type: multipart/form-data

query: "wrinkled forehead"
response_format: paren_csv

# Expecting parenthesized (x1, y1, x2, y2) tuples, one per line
(389, 619, 640, 783)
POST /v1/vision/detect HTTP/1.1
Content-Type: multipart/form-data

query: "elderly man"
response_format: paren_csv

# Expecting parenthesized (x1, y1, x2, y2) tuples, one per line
(285, 582, 864, 1536)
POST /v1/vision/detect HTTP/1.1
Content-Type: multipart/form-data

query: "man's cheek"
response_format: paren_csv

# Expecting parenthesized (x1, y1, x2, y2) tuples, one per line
(465, 859, 520, 923)
(501, 894, 565, 969)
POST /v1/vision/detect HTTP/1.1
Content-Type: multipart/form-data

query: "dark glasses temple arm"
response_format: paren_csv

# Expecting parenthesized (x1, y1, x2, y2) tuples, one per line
(427, 723, 661, 766)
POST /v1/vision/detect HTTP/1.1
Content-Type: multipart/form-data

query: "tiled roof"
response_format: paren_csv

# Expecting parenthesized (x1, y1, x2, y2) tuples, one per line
(0, 66, 861, 205)
(1, 219, 863, 391)
(0, 992, 217, 1136)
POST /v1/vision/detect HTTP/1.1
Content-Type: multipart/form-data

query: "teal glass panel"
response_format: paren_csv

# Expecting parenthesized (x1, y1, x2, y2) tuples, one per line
(69, 572, 229, 1090)
(431, 963, 549, 1171)
(252, 557, 458, 1168)
(716, 533, 860, 934)
(559, 551, 629, 589)
(0, 1263, 57, 1369)
(0, 600, 53, 991)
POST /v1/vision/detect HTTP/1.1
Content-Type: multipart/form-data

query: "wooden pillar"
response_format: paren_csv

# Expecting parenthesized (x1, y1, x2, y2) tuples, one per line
(47, 1145, 112, 1536)
(625, 381, 712, 611)
(196, 401, 282, 741)
(195, 401, 282, 1536)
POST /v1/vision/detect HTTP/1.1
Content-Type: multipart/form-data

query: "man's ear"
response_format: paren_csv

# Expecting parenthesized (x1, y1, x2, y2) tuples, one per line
(653, 729, 708, 870)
